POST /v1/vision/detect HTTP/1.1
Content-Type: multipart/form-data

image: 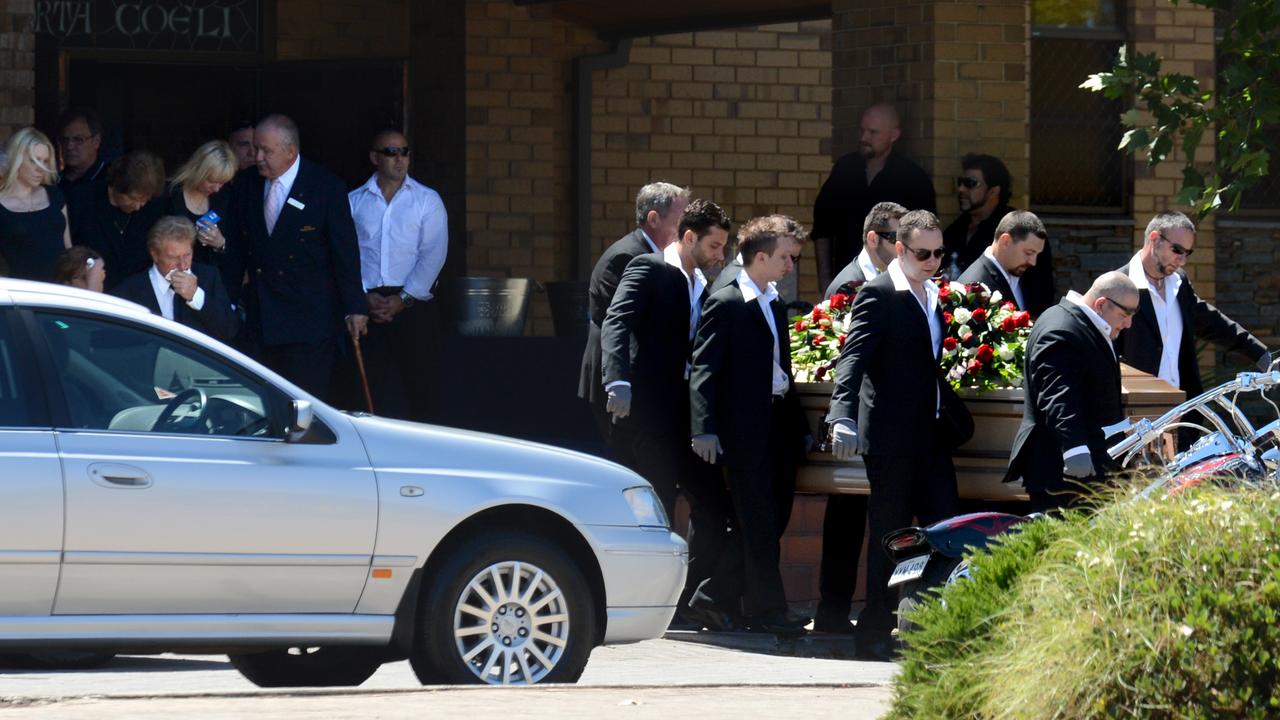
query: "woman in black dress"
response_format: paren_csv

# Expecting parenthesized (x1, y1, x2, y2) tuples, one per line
(167, 140, 237, 269)
(67, 150, 166, 290)
(0, 127, 71, 281)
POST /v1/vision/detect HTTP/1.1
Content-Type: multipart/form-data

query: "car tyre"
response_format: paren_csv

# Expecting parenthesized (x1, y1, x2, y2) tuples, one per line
(896, 556, 966, 639)
(228, 647, 383, 687)
(411, 530, 596, 686)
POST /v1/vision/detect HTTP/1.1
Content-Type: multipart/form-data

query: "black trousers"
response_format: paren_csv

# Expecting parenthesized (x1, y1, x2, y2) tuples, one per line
(697, 401, 798, 617)
(858, 429, 959, 642)
(817, 493, 868, 617)
(357, 299, 440, 421)
(262, 338, 336, 403)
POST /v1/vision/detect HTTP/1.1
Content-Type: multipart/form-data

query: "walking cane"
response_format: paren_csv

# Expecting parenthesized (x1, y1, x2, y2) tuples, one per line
(351, 332, 375, 414)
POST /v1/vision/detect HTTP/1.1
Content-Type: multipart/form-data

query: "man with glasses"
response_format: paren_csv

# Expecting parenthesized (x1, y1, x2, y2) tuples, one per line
(56, 107, 108, 216)
(943, 154, 1056, 315)
(956, 210, 1051, 317)
(824, 201, 906, 300)
(826, 209, 969, 658)
(347, 129, 447, 421)
(1117, 212, 1268, 407)
(1006, 271, 1138, 512)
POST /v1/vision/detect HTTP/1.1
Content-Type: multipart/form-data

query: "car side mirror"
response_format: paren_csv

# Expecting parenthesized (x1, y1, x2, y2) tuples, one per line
(286, 399, 313, 442)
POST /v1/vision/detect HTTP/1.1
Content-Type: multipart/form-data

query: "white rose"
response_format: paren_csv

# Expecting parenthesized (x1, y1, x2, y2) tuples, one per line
(997, 344, 1015, 361)
(953, 307, 972, 325)
(990, 290, 1004, 305)
(949, 281, 967, 295)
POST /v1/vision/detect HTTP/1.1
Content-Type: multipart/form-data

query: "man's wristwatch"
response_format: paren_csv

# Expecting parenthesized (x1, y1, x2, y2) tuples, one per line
(398, 291, 416, 308)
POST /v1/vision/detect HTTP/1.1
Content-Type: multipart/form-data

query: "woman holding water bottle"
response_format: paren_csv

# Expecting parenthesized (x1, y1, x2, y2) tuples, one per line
(167, 140, 236, 271)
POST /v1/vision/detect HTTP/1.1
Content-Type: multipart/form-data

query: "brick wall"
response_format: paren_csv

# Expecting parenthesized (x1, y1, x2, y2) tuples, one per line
(0, 0, 34, 142)
(275, 0, 409, 59)
(591, 22, 833, 303)
(1216, 222, 1280, 367)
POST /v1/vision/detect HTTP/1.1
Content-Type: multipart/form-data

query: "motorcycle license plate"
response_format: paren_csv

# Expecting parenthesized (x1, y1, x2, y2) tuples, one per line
(888, 555, 929, 587)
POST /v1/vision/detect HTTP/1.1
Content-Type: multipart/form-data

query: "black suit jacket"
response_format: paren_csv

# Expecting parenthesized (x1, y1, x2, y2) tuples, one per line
(110, 262, 239, 343)
(943, 205, 1056, 317)
(690, 278, 806, 467)
(69, 186, 165, 290)
(825, 272, 952, 456)
(1005, 299, 1123, 495)
(708, 257, 742, 296)
(578, 229, 655, 405)
(1114, 266, 1266, 398)
(824, 259, 870, 300)
(600, 253, 702, 436)
(223, 161, 365, 346)
(956, 253, 1053, 318)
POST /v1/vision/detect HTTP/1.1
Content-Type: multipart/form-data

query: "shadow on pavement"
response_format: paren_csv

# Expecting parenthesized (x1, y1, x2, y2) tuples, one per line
(0, 655, 232, 674)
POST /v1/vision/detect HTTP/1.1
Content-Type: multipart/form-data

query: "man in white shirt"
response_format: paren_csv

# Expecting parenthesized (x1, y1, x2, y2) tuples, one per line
(1116, 212, 1268, 406)
(348, 129, 449, 421)
(956, 210, 1049, 316)
(823, 201, 906, 300)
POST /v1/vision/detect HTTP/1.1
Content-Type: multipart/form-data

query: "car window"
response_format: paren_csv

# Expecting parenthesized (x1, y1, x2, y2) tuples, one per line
(34, 311, 278, 438)
(0, 315, 36, 428)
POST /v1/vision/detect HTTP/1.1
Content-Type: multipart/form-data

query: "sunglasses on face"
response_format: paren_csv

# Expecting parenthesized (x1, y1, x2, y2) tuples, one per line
(904, 245, 947, 261)
(1104, 296, 1138, 317)
(375, 146, 411, 158)
(1158, 234, 1194, 258)
(874, 230, 897, 240)
(956, 176, 983, 189)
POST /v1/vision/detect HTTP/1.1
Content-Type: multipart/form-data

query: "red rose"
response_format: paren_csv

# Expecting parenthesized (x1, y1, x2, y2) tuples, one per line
(943, 311, 954, 324)
(838, 334, 847, 348)
(976, 344, 994, 363)
(1015, 311, 1031, 328)
(1001, 316, 1018, 332)
(812, 335, 825, 346)
(811, 307, 827, 321)
(939, 285, 951, 301)
(943, 337, 958, 351)
(967, 359, 983, 375)
(1002, 302, 1016, 312)
(815, 366, 827, 381)
(972, 308, 987, 323)
(829, 293, 849, 310)
(795, 320, 807, 332)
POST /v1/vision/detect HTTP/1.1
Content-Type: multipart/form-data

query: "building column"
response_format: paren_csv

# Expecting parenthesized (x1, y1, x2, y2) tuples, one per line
(0, 1, 35, 142)
(830, 0, 1029, 219)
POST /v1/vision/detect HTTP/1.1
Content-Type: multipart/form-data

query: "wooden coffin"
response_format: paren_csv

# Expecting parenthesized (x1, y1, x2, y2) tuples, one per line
(794, 364, 1185, 501)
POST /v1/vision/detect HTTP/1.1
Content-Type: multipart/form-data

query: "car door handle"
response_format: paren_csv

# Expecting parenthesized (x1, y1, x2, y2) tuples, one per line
(88, 463, 153, 489)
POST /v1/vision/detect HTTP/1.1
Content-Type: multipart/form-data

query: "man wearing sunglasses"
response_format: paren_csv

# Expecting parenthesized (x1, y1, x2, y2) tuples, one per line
(826, 209, 968, 659)
(1117, 212, 1268, 414)
(347, 129, 448, 421)
(1006, 271, 1138, 512)
(823, 201, 906, 300)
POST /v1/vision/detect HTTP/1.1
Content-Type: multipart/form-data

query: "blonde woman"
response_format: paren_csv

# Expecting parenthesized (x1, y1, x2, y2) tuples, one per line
(0, 127, 72, 281)
(167, 139, 236, 267)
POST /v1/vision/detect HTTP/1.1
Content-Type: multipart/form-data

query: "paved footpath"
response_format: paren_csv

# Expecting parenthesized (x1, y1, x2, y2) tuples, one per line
(0, 639, 897, 719)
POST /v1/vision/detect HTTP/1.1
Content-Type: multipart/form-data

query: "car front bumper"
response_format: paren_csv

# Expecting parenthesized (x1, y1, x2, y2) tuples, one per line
(581, 525, 687, 644)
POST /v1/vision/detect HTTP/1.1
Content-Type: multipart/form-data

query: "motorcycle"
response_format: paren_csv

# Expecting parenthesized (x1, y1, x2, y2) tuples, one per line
(885, 366, 1280, 636)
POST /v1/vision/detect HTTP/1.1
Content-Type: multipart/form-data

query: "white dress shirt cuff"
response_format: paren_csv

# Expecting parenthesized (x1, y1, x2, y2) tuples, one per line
(186, 287, 206, 312)
(604, 380, 631, 392)
(1063, 445, 1091, 461)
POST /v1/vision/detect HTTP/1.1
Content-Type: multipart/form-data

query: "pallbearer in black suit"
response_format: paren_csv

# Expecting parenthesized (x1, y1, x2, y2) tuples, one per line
(1117, 212, 1268, 402)
(708, 214, 806, 296)
(579, 182, 690, 466)
(956, 210, 1051, 317)
(223, 114, 368, 401)
(601, 200, 734, 627)
(109, 215, 238, 343)
(1006, 272, 1138, 512)
(813, 201, 905, 635)
(689, 217, 811, 636)
(826, 210, 969, 659)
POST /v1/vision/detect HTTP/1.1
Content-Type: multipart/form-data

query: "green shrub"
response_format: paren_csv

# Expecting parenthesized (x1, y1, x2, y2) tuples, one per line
(890, 488, 1280, 719)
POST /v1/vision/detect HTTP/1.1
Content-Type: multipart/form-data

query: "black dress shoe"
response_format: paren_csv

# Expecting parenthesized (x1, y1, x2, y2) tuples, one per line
(812, 607, 855, 635)
(746, 608, 810, 637)
(684, 598, 737, 632)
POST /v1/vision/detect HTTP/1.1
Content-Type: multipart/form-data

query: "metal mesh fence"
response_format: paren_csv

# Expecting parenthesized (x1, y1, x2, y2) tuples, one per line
(1029, 33, 1127, 212)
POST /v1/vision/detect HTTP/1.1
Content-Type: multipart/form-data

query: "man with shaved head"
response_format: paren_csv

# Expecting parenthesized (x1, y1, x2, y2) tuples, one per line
(812, 103, 936, 292)
(1006, 271, 1138, 511)
(224, 113, 368, 402)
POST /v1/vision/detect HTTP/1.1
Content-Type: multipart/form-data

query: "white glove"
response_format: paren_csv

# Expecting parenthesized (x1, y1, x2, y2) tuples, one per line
(1063, 453, 1096, 479)
(691, 434, 722, 464)
(830, 420, 866, 461)
(606, 385, 632, 421)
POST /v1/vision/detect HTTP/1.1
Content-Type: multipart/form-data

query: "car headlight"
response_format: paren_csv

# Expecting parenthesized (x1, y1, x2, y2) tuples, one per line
(623, 486, 669, 528)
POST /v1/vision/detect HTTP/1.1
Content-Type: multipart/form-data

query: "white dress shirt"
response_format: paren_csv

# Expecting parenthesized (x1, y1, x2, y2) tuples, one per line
(737, 269, 789, 397)
(982, 246, 1025, 310)
(349, 175, 449, 301)
(855, 247, 880, 282)
(640, 230, 660, 254)
(887, 259, 941, 414)
(1061, 290, 1117, 462)
(1126, 253, 1183, 388)
(149, 265, 205, 321)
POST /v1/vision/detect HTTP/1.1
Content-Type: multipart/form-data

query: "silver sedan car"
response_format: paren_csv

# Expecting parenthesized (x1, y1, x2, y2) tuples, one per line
(0, 279, 686, 686)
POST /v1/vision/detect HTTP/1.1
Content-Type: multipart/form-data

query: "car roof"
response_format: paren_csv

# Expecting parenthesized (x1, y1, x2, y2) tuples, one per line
(0, 277, 155, 319)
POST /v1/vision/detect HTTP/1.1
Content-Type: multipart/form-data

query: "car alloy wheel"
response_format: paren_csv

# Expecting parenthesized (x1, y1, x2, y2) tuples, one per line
(453, 560, 570, 685)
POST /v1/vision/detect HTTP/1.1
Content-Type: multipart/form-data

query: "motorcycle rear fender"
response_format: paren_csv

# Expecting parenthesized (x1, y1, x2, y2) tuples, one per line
(920, 512, 1030, 559)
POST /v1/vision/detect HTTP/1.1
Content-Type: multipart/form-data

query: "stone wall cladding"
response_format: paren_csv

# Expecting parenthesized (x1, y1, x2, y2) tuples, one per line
(0, 0, 34, 142)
